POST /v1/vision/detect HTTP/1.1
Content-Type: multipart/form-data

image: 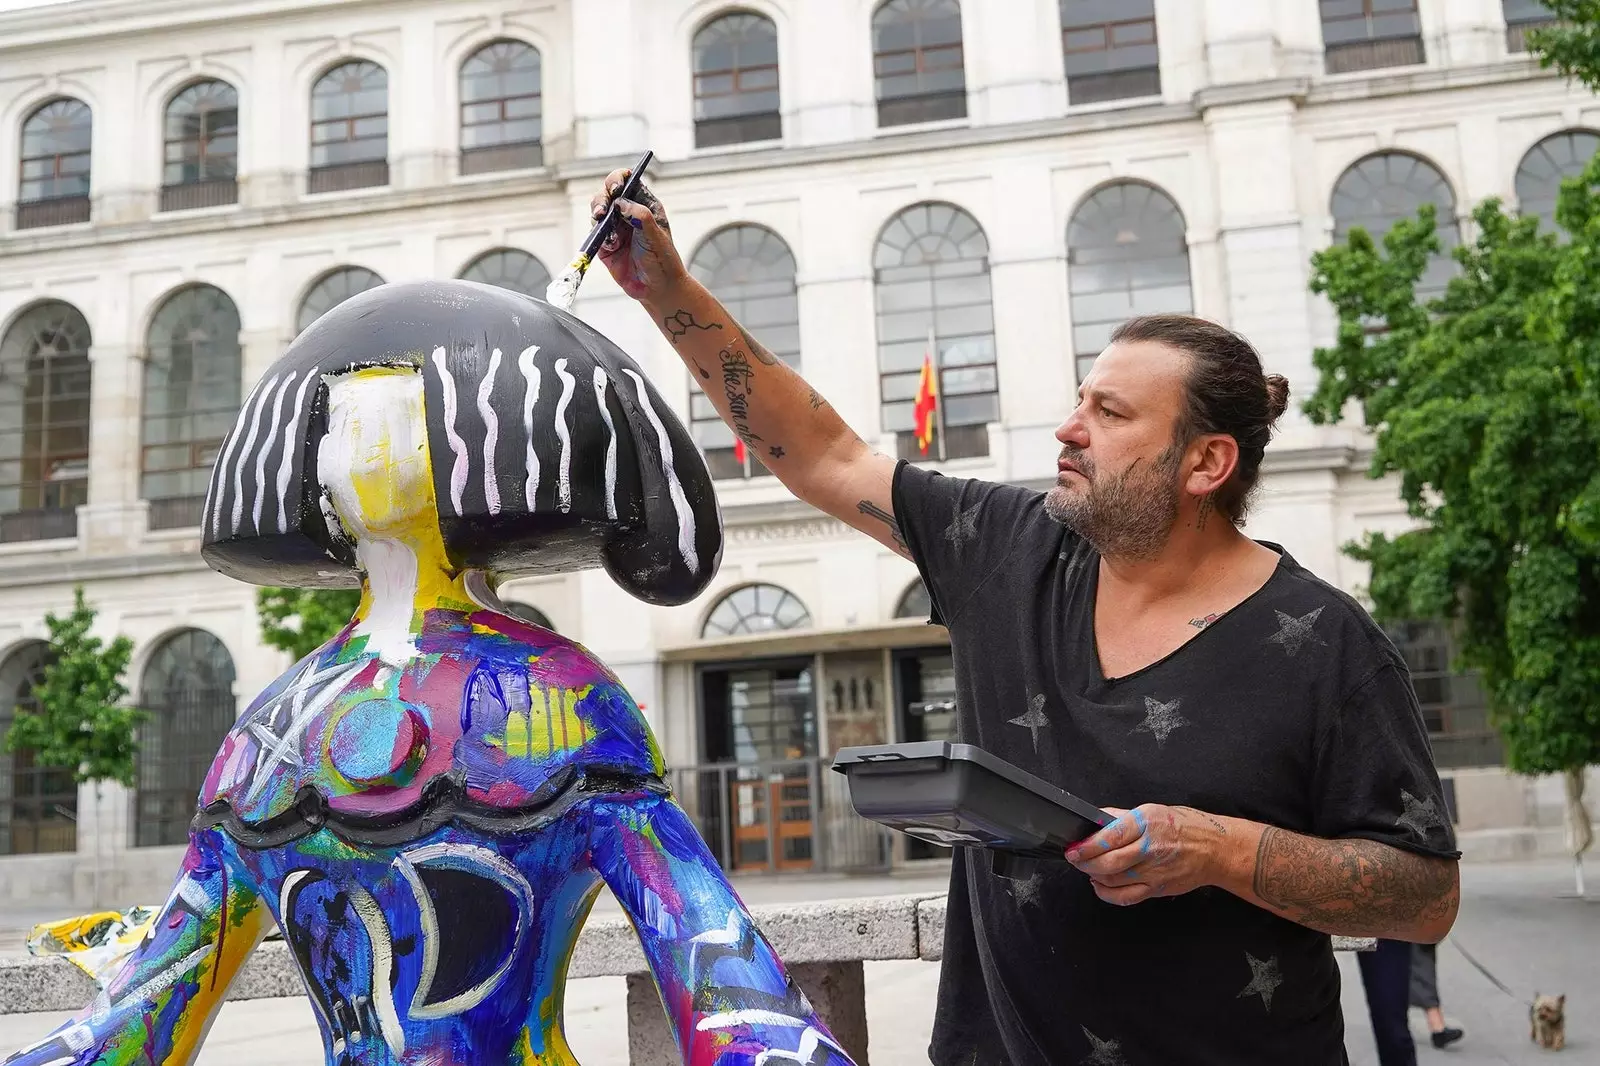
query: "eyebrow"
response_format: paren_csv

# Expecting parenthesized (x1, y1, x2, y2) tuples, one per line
(1077, 386, 1131, 409)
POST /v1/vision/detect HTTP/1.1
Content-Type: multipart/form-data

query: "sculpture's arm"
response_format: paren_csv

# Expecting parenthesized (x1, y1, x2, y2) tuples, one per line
(5, 829, 272, 1066)
(587, 791, 858, 1066)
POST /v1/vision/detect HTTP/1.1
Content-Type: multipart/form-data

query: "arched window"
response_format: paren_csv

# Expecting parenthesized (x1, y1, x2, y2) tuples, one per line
(1060, 0, 1161, 105)
(1505, 0, 1558, 54)
(1515, 130, 1599, 231)
(143, 286, 242, 530)
(702, 583, 812, 638)
(1320, 0, 1425, 74)
(1331, 152, 1459, 302)
(895, 579, 932, 620)
(459, 248, 552, 299)
(1067, 181, 1193, 385)
(503, 601, 555, 630)
(692, 12, 782, 148)
(687, 224, 800, 479)
(17, 98, 92, 229)
(161, 79, 239, 212)
(0, 301, 91, 542)
(297, 266, 385, 334)
(873, 202, 996, 461)
(0, 641, 73, 856)
(872, 0, 967, 127)
(135, 630, 236, 847)
(309, 60, 389, 193)
(459, 40, 543, 175)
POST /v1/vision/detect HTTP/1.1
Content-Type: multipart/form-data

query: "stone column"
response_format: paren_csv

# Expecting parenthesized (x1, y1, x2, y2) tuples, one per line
(571, 0, 649, 159)
(788, 0, 877, 146)
(962, 0, 1067, 127)
(1422, 0, 1504, 68)
(625, 960, 870, 1066)
(393, 19, 446, 189)
(240, 45, 296, 208)
(93, 59, 153, 225)
(79, 343, 148, 551)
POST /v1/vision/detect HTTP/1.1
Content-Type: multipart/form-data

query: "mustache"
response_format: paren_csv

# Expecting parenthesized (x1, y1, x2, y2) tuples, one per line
(1059, 447, 1094, 477)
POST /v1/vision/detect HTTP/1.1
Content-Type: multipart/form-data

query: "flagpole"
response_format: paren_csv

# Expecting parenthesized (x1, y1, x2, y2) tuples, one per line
(930, 326, 947, 462)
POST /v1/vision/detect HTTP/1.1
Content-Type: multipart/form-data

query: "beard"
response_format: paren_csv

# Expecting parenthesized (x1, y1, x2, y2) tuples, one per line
(1043, 443, 1183, 560)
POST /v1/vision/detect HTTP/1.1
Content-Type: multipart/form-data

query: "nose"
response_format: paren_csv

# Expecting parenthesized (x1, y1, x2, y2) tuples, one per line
(1055, 405, 1089, 449)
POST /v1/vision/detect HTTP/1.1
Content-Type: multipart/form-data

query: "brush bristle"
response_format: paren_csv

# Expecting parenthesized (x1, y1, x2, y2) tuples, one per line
(545, 264, 585, 312)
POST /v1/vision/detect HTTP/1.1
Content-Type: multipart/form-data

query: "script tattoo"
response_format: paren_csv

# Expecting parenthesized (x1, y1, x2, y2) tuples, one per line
(737, 324, 781, 368)
(1189, 612, 1222, 630)
(808, 388, 826, 411)
(1195, 493, 1216, 533)
(857, 499, 909, 556)
(720, 348, 762, 447)
(1252, 826, 1457, 937)
(663, 310, 723, 345)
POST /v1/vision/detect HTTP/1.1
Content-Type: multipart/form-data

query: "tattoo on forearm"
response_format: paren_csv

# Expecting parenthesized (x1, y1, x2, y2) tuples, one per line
(808, 388, 826, 411)
(720, 348, 762, 447)
(857, 499, 908, 555)
(1252, 827, 1457, 936)
(663, 310, 722, 345)
(768, 446, 785, 459)
(737, 324, 781, 368)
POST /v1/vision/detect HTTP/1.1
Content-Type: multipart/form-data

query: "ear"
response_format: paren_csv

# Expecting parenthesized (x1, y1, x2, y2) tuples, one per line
(1557, 994, 1565, 1008)
(1181, 432, 1240, 500)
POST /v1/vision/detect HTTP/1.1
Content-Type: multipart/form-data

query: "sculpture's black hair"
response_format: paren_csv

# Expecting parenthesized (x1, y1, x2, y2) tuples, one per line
(200, 280, 723, 606)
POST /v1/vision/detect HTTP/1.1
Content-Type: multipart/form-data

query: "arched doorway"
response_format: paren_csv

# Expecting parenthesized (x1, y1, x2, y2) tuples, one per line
(135, 629, 236, 847)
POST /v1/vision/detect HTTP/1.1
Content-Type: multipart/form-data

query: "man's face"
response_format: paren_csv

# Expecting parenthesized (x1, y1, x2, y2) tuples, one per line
(1044, 340, 1191, 559)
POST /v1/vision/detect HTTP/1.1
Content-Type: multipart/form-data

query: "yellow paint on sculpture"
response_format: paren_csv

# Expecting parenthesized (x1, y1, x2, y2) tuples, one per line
(493, 684, 593, 758)
(164, 900, 275, 1065)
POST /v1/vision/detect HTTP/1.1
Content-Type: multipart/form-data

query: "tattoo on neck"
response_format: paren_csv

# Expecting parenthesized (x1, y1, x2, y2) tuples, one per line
(663, 310, 722, 345)
(1190, 612, 1222, 630)
(1195, 494, 1216, 533)
(857, 499, 908, 555)
(1252, 825, 1457, 937)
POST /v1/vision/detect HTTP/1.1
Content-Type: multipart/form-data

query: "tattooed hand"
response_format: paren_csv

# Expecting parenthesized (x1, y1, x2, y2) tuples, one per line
(590, 168, 688, 301)
(1065, 804, 1226, 906)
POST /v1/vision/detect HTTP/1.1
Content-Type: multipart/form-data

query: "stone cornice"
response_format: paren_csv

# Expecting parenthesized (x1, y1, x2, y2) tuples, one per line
(0, 0, 382, 50)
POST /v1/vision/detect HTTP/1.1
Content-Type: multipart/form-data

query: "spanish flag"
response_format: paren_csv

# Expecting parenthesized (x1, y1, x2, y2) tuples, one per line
(913, 351, 938, 456)
(734, 437, 747, 464)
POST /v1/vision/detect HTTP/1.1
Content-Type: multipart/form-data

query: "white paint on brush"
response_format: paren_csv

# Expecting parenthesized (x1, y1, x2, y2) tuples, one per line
(431, 346, 469, 515)
(622, 368, 698, 575)
(517, 345, 541, 509)
(593, 367, 618, 519)
(553, 357, 575, 512)
(477, 348, 502, 515)
(277, 371, 318, 532)
(230, 374, 278, 533)
(253, 372, 296, 531)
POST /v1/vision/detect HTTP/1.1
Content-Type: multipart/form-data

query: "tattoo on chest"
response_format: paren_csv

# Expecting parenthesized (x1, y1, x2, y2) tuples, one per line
(1190, 612, 1223, 630)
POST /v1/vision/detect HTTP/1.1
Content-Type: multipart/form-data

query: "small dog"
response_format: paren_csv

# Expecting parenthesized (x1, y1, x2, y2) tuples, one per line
(1531, 993, 1566, 1050)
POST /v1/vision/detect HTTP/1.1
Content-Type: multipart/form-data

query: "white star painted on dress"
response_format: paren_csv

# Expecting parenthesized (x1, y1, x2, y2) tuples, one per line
(1266, 606, 1327, 657)
(1132, 696, 1190, 747)
(1080, 1026, 1129, 1066)
(1008, 693, 1050, 753)
(1396, 789, 1445, 837)
(944, 502, 980, 552)
(1236, 952, 1283, 1012)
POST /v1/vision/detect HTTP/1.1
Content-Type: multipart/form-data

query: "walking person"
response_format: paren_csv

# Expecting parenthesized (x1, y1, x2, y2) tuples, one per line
(587, 168, 1461, 1065)
(1412, 942, 1465, 1049)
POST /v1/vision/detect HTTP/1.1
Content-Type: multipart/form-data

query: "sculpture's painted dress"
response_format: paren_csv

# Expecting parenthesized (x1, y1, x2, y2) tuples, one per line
(4, 287, 854, 1066)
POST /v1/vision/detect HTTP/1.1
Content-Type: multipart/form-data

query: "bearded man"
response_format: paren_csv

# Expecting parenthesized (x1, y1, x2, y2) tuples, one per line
(589, 170, 1460, 1066)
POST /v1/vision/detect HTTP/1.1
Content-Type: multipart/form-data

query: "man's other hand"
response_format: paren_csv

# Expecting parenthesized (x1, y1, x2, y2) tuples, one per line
(589, 169, 688, 302)
(1065, 804, 1229, 906)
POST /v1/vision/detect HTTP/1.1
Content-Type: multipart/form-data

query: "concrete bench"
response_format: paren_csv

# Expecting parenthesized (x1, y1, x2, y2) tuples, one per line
(0, 893, 1375, 1065)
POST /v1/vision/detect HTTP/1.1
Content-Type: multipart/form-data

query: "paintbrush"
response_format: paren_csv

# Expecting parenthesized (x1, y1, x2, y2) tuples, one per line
(545, 149, 655, 312)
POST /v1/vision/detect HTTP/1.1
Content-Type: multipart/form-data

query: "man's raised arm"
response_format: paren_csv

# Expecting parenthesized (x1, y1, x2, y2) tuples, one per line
(589, 169, 910, 559)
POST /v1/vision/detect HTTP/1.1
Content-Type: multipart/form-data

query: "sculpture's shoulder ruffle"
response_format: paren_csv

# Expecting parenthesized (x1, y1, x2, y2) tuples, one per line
(196, 609, 665, 848)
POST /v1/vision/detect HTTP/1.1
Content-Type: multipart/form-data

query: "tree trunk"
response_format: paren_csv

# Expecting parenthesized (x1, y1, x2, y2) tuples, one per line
(1565, 767, 1593, 898)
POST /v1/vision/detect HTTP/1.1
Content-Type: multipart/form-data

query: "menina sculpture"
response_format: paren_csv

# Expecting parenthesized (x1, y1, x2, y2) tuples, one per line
(6, 281, 857, 1066)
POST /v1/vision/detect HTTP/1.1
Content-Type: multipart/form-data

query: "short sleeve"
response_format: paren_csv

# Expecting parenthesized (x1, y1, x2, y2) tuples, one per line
(1310, 662, 1461, 859)
(890, 459, 1047, 628)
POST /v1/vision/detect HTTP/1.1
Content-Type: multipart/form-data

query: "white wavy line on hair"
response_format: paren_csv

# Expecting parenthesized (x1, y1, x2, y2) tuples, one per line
(431, 346, 469, 515)
(276, 371, 319, 533)
(230, 374, 278, 533)
(517, 345, 541, 510)
(252, 372, 296, 532)
(553, 358, 575, 513)
(477, 348, 502, 515)
(592, 367, 618, 520)
(621, 368, 698, 576)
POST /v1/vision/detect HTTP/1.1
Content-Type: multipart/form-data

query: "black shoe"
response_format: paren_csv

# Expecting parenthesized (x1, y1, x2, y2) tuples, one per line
(1431, 1027, 1464, 1049)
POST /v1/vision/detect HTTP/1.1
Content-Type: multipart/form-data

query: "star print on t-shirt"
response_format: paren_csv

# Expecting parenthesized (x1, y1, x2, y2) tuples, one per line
(1009, 692, 1050, 752)
(1396, 789, 1447, 837)
(1266, 606, 1328, 657)
(1079, 1027, 1129, 1066)
(1236, 953, 1283, 1012)
(944, 502, 981, 552)
(1132, 696, 1190, 746)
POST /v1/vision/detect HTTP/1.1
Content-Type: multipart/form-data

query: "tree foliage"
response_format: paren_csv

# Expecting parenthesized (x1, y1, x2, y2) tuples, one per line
(1527, 2, 1600, 96)
(2, 586, 139, 787)
(256, 586, 362, 662)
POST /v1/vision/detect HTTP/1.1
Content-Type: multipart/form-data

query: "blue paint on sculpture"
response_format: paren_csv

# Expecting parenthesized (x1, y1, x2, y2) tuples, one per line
(4, 281, 855, 1066)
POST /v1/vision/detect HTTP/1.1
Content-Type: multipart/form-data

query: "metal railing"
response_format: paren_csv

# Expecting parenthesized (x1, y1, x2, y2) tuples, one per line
(1506, 18, 1558, 54)
(667, 756, 893, 875)
(159, 179, 238, 213)
(146, 495, 205, 532)
(1325, 35, 1426, 75)
(0, 507, 77, 544)
(15, 197, 91, 230)
(307, 160, 389, 195)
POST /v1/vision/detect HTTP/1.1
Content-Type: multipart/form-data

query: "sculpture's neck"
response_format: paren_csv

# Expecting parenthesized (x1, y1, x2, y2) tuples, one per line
(350, 533, 478, 661)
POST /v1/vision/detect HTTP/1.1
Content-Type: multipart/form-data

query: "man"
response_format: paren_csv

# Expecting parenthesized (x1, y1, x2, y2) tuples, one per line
(589, 171, 1460, 1065)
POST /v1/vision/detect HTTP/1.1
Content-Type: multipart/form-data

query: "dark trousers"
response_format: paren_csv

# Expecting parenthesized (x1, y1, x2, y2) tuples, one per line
(1357, 938, 1417, 1066)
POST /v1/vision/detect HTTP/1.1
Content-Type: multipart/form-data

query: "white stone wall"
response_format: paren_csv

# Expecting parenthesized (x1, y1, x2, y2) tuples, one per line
(0, 0, 1590, 901)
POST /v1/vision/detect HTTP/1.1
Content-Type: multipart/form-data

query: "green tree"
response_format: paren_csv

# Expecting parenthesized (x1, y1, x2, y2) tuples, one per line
(3, 586, 139, 787)
(256, 586, 361, 662)
(1305, 181, 1600, 892)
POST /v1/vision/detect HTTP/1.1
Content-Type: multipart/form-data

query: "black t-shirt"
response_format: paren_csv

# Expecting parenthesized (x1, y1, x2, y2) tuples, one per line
(891, 460, 1460, 1066)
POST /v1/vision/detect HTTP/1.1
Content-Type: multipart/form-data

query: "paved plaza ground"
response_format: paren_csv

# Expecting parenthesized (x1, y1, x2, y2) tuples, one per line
(0, 858, 1593, 1063)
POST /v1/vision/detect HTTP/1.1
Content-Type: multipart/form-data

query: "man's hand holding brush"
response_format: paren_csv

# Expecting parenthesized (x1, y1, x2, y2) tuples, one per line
(589, 168, 686, 301)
